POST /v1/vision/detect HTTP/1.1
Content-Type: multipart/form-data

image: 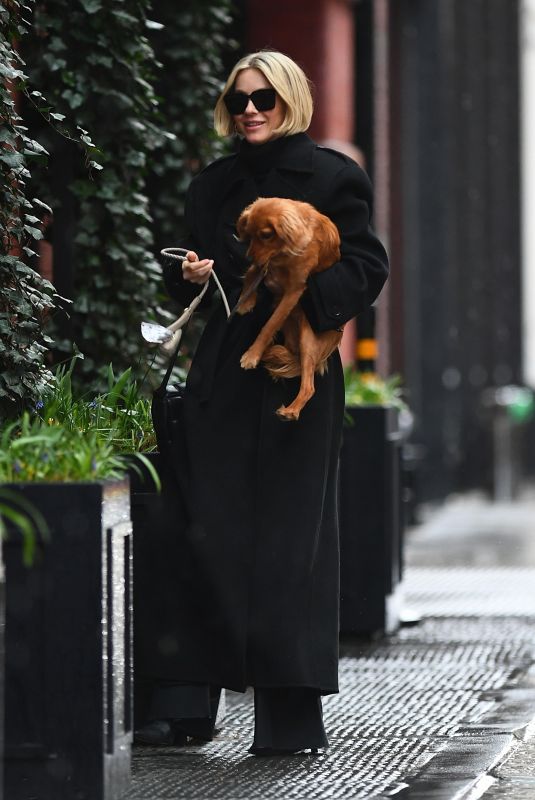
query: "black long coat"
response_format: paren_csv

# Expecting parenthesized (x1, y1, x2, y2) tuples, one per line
(160, 133, 388, 695)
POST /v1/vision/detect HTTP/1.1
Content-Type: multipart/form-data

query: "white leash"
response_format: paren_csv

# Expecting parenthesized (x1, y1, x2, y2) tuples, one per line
(141, 247, 232, 357)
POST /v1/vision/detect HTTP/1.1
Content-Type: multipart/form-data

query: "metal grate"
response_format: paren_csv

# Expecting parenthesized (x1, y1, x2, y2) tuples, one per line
(130, 725, 436, 800)
(126, 510, 535, 800)
(128, 621, 533, 799)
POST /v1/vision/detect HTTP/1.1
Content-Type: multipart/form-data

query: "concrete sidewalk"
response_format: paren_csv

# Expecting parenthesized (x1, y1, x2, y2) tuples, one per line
(127, 493, 535, 799)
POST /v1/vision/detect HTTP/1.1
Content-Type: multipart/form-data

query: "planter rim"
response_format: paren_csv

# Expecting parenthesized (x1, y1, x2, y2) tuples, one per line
(0, 476, 130, 489)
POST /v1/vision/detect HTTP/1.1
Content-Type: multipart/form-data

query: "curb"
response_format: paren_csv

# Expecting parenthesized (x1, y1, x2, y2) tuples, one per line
(381, 666, 535, 800)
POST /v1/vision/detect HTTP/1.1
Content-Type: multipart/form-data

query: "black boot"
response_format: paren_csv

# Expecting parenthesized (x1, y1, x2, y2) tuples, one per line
(249, 688, 328, 755)
(134, 719, 188, 746)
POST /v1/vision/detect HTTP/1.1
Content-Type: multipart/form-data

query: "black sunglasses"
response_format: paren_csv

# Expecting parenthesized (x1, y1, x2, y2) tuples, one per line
(223, 88, 277, 116)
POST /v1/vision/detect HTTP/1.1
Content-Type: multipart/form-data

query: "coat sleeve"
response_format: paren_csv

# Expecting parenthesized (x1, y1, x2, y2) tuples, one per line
(162, 175, 216, 309)
(300, 160, 389, 332)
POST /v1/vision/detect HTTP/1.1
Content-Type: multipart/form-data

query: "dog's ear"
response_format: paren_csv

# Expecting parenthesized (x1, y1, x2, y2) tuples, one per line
(236, 204, 253, 241)
(316, 215, 341, 267)
(274, 205, 313, 254)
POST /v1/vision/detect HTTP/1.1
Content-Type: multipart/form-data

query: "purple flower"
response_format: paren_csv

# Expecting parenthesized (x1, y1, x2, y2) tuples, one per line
(35, 400, 44, 410)
(88, 400, 98, 409)
(13, 459, 22, 473)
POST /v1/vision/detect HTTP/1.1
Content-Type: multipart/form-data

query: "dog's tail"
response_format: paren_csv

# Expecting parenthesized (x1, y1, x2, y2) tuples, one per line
(262, 333, 342, 380)
(261, 345, 301, 379)
(261, 345, 332, 378)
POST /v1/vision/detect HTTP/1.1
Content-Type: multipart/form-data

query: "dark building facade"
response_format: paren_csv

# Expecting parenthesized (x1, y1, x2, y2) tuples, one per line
(241, 0, 524, 503)
(388, 0, 523, 500)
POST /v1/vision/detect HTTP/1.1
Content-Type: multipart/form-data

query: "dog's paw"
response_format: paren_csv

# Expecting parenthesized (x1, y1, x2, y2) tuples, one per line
(276, 405, 300, 422)
(240, 349, 261, 370)
(237, 293, 257, 315)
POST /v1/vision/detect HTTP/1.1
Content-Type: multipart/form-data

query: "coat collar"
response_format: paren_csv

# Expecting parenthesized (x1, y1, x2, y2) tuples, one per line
(226, 132, 316, 184)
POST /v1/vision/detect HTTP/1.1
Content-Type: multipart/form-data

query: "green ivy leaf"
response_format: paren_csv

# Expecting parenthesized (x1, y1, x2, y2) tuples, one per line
(79, 0, 102, 13)
(32, 198, 53, 214)
(23, 225, 44, 240)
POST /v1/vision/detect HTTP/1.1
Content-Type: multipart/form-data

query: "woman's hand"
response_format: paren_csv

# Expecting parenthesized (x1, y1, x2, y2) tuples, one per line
(182, 251, 214, 284)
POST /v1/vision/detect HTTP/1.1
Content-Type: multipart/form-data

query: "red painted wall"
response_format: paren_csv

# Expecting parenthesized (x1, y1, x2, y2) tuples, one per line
(246, 0, 355, 142)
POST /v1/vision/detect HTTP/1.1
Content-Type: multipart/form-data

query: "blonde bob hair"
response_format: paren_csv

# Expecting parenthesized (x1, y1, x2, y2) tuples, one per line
(214, 51, 313, 138)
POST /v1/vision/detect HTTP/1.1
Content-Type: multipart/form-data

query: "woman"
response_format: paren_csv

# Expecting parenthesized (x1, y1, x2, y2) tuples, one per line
(138, 50, 389, 755)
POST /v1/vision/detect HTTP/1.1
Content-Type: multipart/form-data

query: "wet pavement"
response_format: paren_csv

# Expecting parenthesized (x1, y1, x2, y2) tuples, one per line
(127, 492, 535, 799)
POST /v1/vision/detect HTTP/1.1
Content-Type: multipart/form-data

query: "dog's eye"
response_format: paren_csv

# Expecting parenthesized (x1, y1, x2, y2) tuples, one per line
(258, 230, 274, 241)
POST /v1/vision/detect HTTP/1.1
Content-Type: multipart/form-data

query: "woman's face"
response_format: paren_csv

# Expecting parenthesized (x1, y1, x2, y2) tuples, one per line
(232, 68, 285, 145)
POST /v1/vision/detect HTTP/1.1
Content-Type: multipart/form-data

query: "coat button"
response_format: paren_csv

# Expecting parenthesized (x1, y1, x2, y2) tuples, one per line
(332, 306, 342, 317)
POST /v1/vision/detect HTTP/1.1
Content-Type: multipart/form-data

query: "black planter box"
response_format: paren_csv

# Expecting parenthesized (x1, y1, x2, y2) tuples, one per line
(4, 480, 133, 800)
(339, 405, 403, 636)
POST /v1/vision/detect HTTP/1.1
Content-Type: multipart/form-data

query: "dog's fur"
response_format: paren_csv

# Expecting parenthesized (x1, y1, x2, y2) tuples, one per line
(236, 197, 343, 421)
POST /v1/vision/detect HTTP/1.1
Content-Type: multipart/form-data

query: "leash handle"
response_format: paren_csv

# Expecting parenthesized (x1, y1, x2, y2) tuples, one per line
(156, 249, 207, 394)
(155, 247, 234, 393)
(160, 247, 231, 319)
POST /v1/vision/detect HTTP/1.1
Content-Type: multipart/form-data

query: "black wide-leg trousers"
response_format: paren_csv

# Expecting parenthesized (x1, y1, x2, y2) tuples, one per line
(249, 688, 328, 752)
(145, 683, 328, 750)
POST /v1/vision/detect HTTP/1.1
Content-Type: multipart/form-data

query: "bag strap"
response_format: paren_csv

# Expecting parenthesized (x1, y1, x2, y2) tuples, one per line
(154, 281, 208, 396)
(154, 336, 183, 397)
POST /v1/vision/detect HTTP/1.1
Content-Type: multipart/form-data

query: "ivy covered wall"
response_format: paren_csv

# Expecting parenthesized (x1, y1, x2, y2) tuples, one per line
(147, 0, 237, 254)
(23, 0, 164, 388)
(1, 2, 60, 418)
(19, 0, 235, 393)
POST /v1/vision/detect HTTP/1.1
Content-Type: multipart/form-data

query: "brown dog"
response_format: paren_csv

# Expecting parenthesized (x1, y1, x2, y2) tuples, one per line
(235, 197, 343, 421)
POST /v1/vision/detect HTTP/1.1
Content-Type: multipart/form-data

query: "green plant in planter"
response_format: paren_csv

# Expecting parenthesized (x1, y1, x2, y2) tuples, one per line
(344, 367, 408, 411)
(38, 360, 160, 455)
(0, 364, 161, 557)
(0, 412, 130, 566)
(0, 413, 136, 483)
